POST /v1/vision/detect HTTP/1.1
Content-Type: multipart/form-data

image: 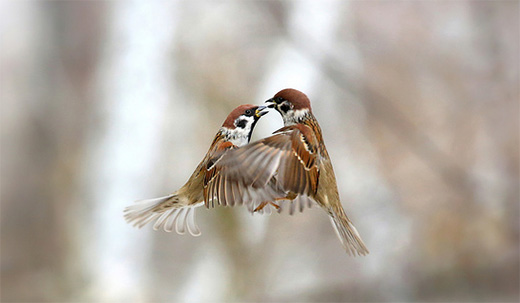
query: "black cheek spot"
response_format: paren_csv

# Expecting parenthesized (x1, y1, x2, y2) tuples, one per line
(236, 119, 247, 128)
(280, 104, 290, 112)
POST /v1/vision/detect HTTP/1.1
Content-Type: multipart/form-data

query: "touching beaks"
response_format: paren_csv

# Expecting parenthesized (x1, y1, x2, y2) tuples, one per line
(265, 98, 276, 108)
(255, 105, 268, 117)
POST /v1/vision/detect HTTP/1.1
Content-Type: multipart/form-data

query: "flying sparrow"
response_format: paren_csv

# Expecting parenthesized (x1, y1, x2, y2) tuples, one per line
(218, 89, 369, 256)
(124, 104, 268, 236)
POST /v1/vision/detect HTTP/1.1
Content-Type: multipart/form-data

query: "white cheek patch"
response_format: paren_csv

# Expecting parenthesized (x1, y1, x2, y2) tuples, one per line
(234, 116, 254, 130)
(222, 116, 256, 147)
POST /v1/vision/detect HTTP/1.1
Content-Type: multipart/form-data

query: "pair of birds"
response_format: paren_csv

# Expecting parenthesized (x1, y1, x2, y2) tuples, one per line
(124, 89, 369, 256)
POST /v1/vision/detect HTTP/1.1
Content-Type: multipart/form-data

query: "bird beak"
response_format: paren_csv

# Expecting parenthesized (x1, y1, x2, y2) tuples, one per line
(265, 98, 276, 108)
(255, 105, 268, 117)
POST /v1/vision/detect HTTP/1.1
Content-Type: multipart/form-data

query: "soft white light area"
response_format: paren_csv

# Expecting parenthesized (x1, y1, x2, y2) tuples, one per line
(258, 43, 319, 100)
(258, 0, 345, 103)
(181, 245, 229, 302)
(288, 0, 341, 54)
(84, 1, 179, 300)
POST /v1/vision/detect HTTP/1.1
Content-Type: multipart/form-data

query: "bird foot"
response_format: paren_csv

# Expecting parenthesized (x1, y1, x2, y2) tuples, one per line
(254, 201, 281, 212)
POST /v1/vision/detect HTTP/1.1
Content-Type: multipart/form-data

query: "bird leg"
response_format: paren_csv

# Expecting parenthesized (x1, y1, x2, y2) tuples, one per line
(253, 193, 298, 213)
(253, 201, 281, 212)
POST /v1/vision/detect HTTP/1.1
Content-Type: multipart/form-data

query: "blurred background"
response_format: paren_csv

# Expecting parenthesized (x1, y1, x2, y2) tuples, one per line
(1, 0, 518, 302)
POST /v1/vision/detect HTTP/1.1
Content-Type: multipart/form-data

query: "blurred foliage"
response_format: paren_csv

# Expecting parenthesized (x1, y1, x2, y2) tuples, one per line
(1, 1, 518, 302)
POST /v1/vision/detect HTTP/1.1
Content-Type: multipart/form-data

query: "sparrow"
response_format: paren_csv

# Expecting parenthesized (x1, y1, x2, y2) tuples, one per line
(124, 104, 268, 236)
(218, 89, 369, 256)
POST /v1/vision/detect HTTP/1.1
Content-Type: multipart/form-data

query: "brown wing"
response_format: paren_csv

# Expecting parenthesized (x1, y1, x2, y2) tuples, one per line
(203, 141, 278, 209)
(277, 125, 320, 196)
(203, 141, 239, 208)
(218, 125, 320, 199)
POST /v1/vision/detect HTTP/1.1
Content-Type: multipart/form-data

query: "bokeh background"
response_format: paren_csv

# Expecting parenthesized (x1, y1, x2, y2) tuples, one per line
(2, 0, 518, 302)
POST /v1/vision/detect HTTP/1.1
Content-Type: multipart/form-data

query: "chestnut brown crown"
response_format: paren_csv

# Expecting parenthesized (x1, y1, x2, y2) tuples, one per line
(273, 88, 312, 111)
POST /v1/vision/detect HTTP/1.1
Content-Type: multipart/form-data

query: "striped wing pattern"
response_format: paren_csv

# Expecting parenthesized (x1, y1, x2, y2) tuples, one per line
(211, 125, 321, 212)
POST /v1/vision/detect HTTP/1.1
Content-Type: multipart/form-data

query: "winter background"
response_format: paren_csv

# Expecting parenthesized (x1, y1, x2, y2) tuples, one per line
(2, 1, 518, 302)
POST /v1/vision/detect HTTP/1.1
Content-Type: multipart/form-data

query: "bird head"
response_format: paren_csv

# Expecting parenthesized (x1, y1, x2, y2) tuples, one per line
(265, 89, 312, 125)
(221, 104, 268, 146)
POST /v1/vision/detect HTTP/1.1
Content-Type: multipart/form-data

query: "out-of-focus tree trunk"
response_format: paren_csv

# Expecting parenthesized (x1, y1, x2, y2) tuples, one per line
(1, 1, 517, 302)
(1, 1, 105, 301)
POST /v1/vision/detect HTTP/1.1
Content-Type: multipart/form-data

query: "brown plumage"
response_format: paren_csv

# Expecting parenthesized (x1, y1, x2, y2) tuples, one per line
(124, 104, 268, 235)
(219, 89, 369, 256)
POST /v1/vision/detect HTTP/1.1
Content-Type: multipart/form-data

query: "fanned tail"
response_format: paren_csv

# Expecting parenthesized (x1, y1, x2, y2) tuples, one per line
(123, 194, 202, 236)
(329, 205, 369, 256)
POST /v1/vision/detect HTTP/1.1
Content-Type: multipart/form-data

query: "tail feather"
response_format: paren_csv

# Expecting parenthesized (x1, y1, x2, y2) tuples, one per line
(329, 206, 369, 256)
(124, 194, 202, 236)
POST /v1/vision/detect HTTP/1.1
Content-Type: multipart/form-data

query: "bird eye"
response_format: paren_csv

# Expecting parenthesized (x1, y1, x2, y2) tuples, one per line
(244, 109, 252, 116)
(276, 97, 285, 103)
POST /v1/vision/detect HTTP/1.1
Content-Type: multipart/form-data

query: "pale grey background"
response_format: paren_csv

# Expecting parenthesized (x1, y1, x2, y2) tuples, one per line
(2, 1, 518, 302)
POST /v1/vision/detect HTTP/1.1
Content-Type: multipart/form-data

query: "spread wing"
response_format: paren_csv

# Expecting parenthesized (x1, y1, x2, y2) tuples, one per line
(203, 141, 237, 208)
(203, 141, 279, 209)
(217, 125, 320, 207)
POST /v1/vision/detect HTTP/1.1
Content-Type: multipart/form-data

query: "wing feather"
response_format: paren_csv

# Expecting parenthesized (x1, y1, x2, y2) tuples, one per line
(203, 125, 320, 212)
(214, 125, 320, 212)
